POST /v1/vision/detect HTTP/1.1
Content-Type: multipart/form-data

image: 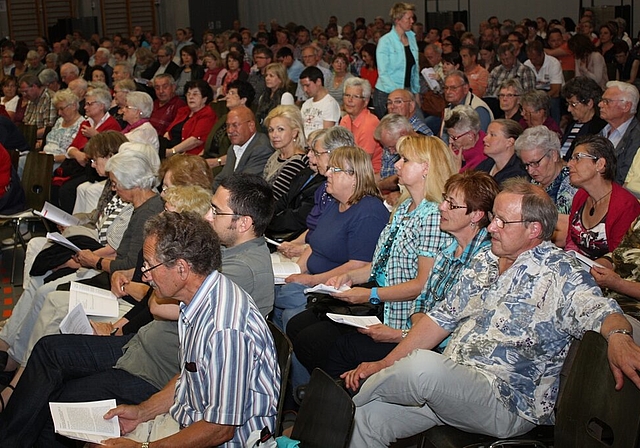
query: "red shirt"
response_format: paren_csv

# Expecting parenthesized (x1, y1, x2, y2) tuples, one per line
(150, 96, 186, 136)
(165, 105, 217, 155)
(69, 115, 122, 151)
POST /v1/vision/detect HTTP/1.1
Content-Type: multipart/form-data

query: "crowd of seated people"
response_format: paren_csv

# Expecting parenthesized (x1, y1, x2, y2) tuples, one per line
(1, 3, 640, 447)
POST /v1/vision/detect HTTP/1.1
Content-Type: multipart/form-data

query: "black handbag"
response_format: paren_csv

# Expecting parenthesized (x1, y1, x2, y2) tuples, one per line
(305, 281, 383, 320)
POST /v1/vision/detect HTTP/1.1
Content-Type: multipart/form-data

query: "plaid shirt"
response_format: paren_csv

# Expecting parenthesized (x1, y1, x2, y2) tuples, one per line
(486, 60, 536, 97)
(370, 198, 453, 330)
(23, 88, 56, 129)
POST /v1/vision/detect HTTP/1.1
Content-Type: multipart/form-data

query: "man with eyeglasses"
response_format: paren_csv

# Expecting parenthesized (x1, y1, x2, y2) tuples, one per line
(340, 77, 383, 173)
(386, 88, 433, 136)
(485, 42, 536, 98)
(374, 114, 415, 204)
(212, 105, 274, 190)
(343, 177, 640, 448)
(598, 81, 640, 185)
(443, 71, 493, 134)
(295, 44, 333, 103)
(141, 45, 179, 82)
(247, 45, 273, 100)
(299, 66, 341, 137)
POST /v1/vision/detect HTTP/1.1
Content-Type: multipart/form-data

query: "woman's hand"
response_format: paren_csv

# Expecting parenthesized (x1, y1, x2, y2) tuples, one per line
(285, 273, 316, 286)
(359, 324, 402, 343)
(332, 286, 369, 304)
(81, 123, 99, 139)
(278, 242, 307, 259)
(591, 265, 623, 291)
(449, 145, 463, 172)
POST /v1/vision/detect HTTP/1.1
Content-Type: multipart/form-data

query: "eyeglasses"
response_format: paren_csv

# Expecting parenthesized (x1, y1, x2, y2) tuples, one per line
(497, 93, 519, 99)
(141, 259, 175, 276)
(522, 150, 551, 170)
(310, 148, 331, 157)
(488, 212, 527, 229)
(326, 166, 355, 175)
(568, 99, 588, 108)
(386, 99, 411, 106)
(569, 152, 598, 162)
(449, 130, 473, 142)
(56, 104, 73, 112)
(441, 194, 467, 210)
(125, 105, 138, 110)
(600, 98, 627, 106)
(85, 101, 98, 106)
(343, 93, 365, 101)
(210, 203, 241, 217)
(443, 84, 464, 91)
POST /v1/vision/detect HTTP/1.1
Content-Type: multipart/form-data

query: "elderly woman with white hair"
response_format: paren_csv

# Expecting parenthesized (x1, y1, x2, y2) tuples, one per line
(0, 145, 164, 382)
(443, 105, 487, 172)
(122, 91, 159, 152)
(514, 125, 577, 246)
(39, 89, 84, 171)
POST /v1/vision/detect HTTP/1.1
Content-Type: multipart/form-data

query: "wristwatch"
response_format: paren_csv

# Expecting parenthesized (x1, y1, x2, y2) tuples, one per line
(369, 287, 381, 305)
(96, 257, 104, 271)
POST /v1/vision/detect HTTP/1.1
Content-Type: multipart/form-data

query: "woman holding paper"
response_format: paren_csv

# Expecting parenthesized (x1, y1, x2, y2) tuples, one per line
(272, 146, 389, 331)
(286, 136, 456, 383)
(0, 147, 164, 378)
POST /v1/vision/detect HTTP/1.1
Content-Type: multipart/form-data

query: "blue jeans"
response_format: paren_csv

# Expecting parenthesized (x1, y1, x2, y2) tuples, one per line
(272, 282, 308, 332)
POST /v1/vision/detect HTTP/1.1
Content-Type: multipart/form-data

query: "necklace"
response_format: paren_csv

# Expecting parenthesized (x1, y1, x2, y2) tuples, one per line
(589, 189, 612, 216)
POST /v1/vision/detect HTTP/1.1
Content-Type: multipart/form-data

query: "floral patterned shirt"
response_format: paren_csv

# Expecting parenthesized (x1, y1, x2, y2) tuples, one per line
(428, 241, 621, 425)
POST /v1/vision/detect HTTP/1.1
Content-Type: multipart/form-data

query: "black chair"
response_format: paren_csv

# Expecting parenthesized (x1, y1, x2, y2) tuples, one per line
(17, 123, 38, 152)
(290, 368, 355, 448)
(415, 331, 640, 448)
(267, 320, 293, 436)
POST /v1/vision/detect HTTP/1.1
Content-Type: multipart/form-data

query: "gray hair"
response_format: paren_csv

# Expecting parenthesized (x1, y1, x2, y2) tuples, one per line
(106, 144, 159, 190)
(38, 68, 59, 86)
(500, 178, 558, 241)
(60, 62, 79, 77)
(425, 43, 442, 55)
(520, 90, 550, 114)
(320, 126, 355, 151)
(498, 78, 524, 96)
(374, 114, 414, 141)
(153, 72, 177, 86)
(52, 89, 79, 109)
(335, 40, 353, 53)
(444, 105, 481, 133)
(126, 91, 154, 118)
(160, 44, 174, 57)
(114, 61, 134, 77)
(514, 125, 561, 158)
(343, 77, 372, 99)
(606, 81, 639, 114)
(45, 53, 58, 65)
(86, 88, 112, 111)
(96, 47, 111, 58)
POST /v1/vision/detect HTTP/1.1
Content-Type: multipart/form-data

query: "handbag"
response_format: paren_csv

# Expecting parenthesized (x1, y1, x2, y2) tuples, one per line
(305, 281, 383, 320)
(420, 90, 446, 117)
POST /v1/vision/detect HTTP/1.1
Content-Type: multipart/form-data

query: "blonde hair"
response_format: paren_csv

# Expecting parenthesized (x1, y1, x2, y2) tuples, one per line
(396, 135, 456, 204)
(329, 146, 382, 205)
(390, 2, 416, 21)
(264, 104, 306, 150)
(163, 185, 212, 216)
(265, 62, 290, 91)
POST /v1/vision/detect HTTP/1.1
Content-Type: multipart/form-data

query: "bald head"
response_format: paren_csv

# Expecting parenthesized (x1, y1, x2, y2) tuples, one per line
(68, 78, 88, 100)
(60, 63, 79, 84)
(227, 106, 257, 146)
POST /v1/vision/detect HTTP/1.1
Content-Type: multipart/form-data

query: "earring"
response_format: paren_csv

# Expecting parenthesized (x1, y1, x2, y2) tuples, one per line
(470, 221, 476, 228)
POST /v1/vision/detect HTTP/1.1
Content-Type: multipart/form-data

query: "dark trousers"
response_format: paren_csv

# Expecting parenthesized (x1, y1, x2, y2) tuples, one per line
(0, 333, 158, 448)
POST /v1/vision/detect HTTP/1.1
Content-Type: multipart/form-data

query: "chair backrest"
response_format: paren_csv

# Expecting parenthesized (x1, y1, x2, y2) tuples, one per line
(8, 148, 19, 170)
(267, 320, 293, 436)
(291, 368, 355, 448)
(21, 152, 53, 211)
(17, 123, 38, 152)
(555, 330, 640, 447)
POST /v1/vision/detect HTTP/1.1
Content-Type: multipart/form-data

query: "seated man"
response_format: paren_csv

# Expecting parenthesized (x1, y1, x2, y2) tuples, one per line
(0, 210, 279, 447)
(343, 178, 640, 447)
(373, 114, 415, 203)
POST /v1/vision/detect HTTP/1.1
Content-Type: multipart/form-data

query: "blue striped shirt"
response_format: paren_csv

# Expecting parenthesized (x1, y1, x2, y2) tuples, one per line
(172, 271, 280, 446)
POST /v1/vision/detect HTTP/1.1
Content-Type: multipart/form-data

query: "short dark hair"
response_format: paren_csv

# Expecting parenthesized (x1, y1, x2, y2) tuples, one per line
(444, 170, 500, 228)
(73, 49, 90, 66)
(144, 211, 221, 276)
(227, 80, 255, 107)
(252, 45, 273, 59)
(220, 173, 275, 236)
(276, 46, 293, 59)
(299, 66, 324, 85)
(561, 76, 602, 104)
(573, 134, 617, 181)
(185, 79, 213, 104)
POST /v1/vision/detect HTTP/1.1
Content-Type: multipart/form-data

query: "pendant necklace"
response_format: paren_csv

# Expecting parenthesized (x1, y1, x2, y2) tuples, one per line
(589, 189, 612, 216)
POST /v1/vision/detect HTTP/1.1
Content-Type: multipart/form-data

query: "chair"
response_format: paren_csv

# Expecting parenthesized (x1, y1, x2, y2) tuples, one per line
(267, 320, 293, 436)
(0, 152, 53, 284)
(414, 331, 640, 448)
(17, 123, 38, 152)
(290, 368, 355, 448)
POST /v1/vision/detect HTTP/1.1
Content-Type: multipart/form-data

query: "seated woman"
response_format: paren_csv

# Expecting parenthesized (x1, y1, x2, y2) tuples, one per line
(497, 78, 524, 122)
(122, 91, 159, 152)
(263, 105, 309, 202)
(174, 45, 205, 99)
(158, 152, 214, 193)
(326, 54, 354, 107)
(266, 129, 327, 241)
(287, 135, 460, 383)
(477, 118, 528, 184)
(110, 79, 137, 129)
(566, 135, 640, 259)
(218, 50, 248, 98)
(519, 89, 562, 138)
(0, 144, 24, 214)
(255, 62, 294, 132)
(162, 79, 217, 158)
(515, 125, 577, 247)
(0, 146, 164, 376)
(560, 76, 605, 160)
(273, 146, 390, 330)
(444, 105, 487, 172)
(39, 89, 84, 172)
(323, 170, 497, 378)
(53, 88, 122, 213)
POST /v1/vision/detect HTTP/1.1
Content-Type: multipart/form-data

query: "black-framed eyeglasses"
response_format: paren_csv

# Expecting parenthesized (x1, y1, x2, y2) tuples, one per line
(568, 99, 588, 108)
(569, 152, 598, 162)
(488, 211, 527, 229)
(449, 130, 473, 142)
(326, 166, 355, 175)
(311, 148, 331, 157)
(441, 194, 467, 210)
(210, 203, 242, 217)
(141, 259, 175, 275)
(522, 150, 551, 170)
